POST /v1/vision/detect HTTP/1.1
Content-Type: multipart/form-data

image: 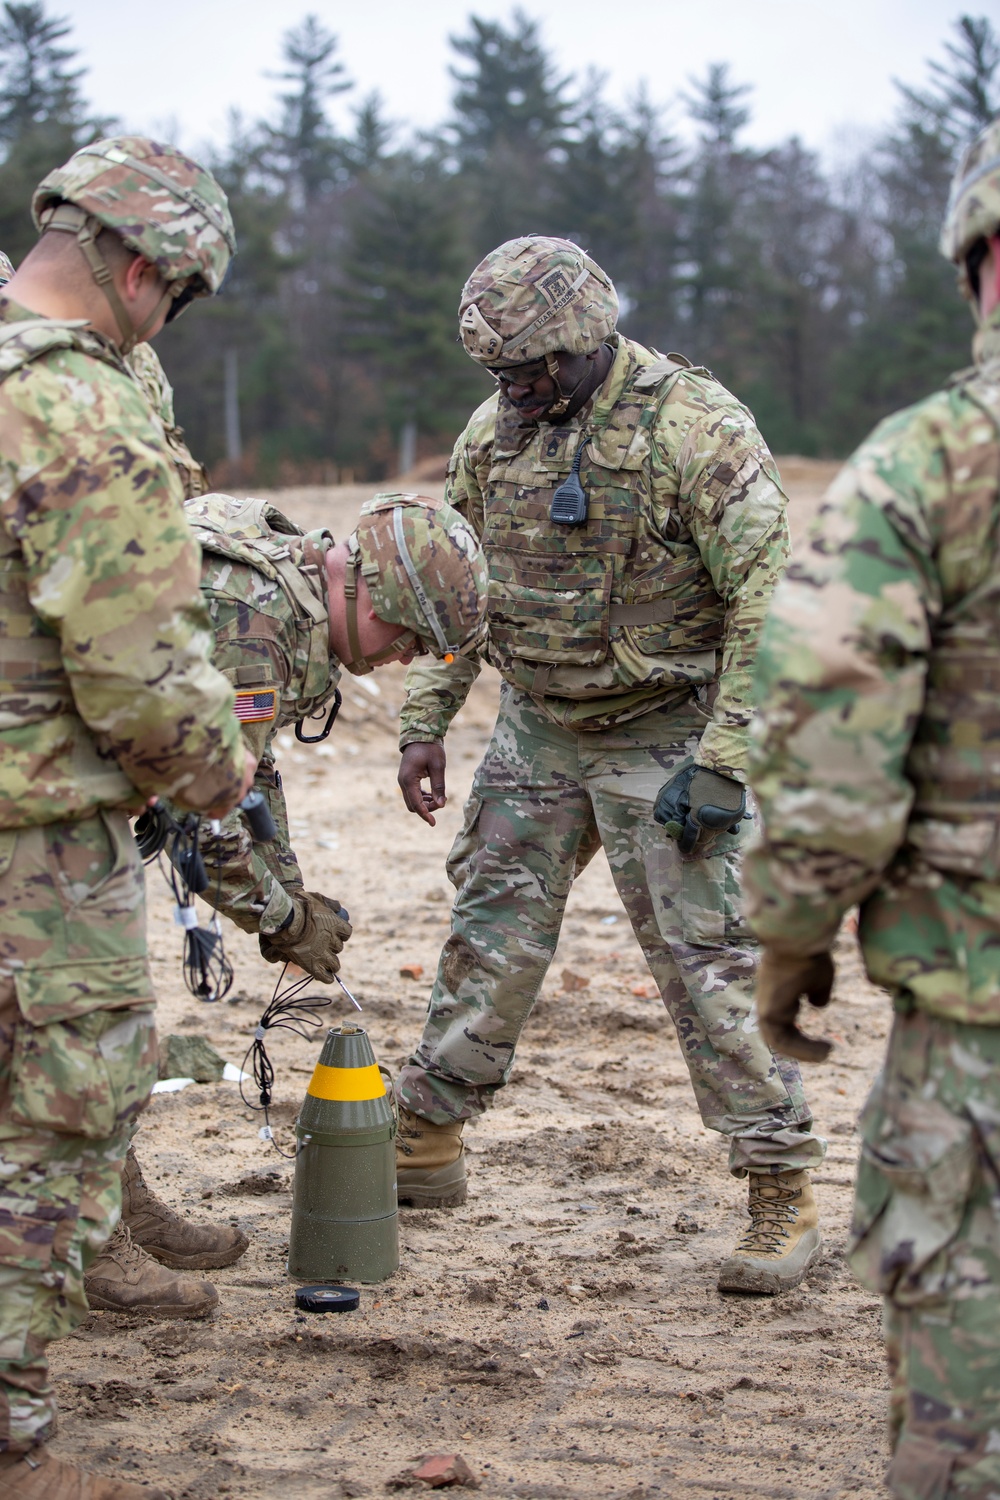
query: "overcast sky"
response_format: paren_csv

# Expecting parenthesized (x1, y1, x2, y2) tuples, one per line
(70, 0, 987, 161)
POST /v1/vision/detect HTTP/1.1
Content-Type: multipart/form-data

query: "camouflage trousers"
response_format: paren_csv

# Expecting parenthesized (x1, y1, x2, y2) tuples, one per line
(0, 813, 157, 1451)
(851, 1008, 1000, 1500)
(398, 686, 823, 1175)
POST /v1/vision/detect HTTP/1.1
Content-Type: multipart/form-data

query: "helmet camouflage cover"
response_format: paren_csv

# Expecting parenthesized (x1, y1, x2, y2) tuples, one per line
(941, 117, 1000, 273)
(459, 235, 618, 369)
(32, 135, 235, 296)
(352, 493, 486, 658)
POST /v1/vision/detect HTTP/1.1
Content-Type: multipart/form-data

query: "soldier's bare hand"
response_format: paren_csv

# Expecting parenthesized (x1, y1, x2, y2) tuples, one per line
(399, 743, 447, 826)
(204, 748, 257, 821)
(754, 949, 835, 1063)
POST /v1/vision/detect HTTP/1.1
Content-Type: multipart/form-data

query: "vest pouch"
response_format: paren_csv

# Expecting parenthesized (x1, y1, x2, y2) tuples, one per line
(487, 553, 613, 668)
(10, 958, 157, 1139)
(619, 555, 726, 658)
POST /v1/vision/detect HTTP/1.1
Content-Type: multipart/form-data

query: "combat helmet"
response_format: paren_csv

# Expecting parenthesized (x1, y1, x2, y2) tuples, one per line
(344, 493, 487, 674)
(459, 235, 618, 367)
(459, 235, 618, 415)
(941, 117, 1000, 308)
(0, 251, 13, 285)
(32, 136, 236, 352)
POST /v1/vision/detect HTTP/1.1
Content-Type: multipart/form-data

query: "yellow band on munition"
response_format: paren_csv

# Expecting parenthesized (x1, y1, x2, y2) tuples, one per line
(306, 1062, 386, 1102)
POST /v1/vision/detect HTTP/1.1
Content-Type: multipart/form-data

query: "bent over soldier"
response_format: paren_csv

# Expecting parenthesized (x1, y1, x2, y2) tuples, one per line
(0, 139, 251, 1498)
(744, 119, 1000, 1499)
(395, 235, 825, 1294)
(79, 490, 487, 1319)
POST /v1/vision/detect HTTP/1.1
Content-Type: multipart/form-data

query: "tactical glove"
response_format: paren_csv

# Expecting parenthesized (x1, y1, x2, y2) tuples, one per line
(259, 892, 353, 983)
(754, 949, 835, 1063)
(654, 764, 747, 855)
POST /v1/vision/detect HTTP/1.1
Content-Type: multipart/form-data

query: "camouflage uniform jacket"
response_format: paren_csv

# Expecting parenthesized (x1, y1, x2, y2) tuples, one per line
(744, 305, 1000, 1025)
(399, 334, 789, 779)
(184, 495, 341, 935)
(128, 341, 209, 498)
(0, 296, 245, 828)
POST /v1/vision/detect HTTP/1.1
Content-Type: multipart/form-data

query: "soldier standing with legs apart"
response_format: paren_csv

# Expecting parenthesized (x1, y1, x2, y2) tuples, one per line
(395, 236, 826, 1293)
(0, 139, 253, 1497)
(744, 120, 1000, 1499)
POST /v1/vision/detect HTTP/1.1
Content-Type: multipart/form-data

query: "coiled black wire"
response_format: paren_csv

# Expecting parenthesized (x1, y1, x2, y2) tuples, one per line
(135, 803, 234, 1003)
(239, 967, 333, 1158)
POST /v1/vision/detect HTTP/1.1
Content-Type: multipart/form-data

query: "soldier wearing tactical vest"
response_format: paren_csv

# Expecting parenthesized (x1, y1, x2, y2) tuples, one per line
(395, 235, 826, 1294)
(745, 119, 1000, 1497)
(79, 489, 487, 1320)
(0, 140, 254, 1498)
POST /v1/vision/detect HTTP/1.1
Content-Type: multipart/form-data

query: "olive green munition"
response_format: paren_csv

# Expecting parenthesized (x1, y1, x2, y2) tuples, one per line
(288, 1026, 398, 1284)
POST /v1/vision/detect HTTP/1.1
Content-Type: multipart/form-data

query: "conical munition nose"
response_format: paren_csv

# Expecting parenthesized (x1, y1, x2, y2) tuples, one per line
(288, 1025, 398, 1284)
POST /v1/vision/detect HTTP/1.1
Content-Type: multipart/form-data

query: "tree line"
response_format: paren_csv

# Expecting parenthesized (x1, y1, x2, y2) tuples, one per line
(0, 3, 997, 484)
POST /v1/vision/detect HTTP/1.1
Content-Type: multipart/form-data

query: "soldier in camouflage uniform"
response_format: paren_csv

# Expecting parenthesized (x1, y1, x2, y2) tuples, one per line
(0, 140, 251, 1498)
(79, 488, 486, 1318)
(394, 236, 825, 1294)
(185, 491, 486, 949)
(0, 256, 246, 1323)
(744, 119, 1000, 1498)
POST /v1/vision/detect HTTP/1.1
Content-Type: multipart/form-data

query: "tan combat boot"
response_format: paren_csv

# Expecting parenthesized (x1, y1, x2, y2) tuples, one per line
(395, 1107, 467, 1208)
(85, 1222, 219, 1318)
(717, 1169, 821, 1294)
(0, 1445, 167, 1497)
(122, 1147, 248, 1270)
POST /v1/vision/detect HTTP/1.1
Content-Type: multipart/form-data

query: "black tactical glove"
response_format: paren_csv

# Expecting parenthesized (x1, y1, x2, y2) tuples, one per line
(755, 949, 835, 1063)
(654, 764, 747, 855)
(259, 892, 353, 983)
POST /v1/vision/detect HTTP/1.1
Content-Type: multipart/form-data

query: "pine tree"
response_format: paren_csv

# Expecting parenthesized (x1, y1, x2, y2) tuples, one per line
(262, 14, 351, 205)
(829, 15, 1000, 450)
(343, 92, 394, 176)
(0, 1, 97, 261)
(555, 84, 683, 351)
(338, 147, 485, 475)
(678, 64, 761, 368)
(896, 13, 999, 147)
(446, 11, 575, 250)
(157, 112, 293, 480)
(0, 1, 84, 144)
(449, 10, 572, 162)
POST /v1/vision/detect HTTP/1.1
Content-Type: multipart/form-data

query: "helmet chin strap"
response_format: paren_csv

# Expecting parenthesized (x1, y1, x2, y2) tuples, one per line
(39, 203, 175, 354)
(340, 547, 412, 675)
(543, 351, 600, 419)
(342, 547, 373, 675)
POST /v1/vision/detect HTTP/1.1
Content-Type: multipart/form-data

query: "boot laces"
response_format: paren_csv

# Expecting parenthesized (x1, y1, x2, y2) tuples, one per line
(736, 1178, 801, 1257)
(104, 1220, 155, 1273)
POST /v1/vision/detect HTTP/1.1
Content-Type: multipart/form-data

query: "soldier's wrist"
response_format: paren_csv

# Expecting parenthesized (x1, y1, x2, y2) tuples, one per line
(399, 730, 445, 751)
(259, 885, 300, 937)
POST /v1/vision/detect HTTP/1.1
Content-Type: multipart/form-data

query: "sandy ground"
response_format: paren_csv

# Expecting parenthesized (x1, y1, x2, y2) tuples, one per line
(48, 458, 901, 1500)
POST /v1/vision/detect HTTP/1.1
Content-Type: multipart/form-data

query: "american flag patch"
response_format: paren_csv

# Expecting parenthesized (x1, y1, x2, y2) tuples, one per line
(234, 689, 277, 724)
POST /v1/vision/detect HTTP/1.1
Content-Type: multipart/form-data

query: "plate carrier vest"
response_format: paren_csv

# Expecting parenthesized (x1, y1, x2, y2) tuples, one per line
(482, 350, 727, 700)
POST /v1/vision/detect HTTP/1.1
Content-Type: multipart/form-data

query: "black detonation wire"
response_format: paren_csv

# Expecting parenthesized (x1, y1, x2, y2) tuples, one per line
(166, 816, 234, 1004)
(240, 966, 334, 1159)
(134, 803, 235, 1004)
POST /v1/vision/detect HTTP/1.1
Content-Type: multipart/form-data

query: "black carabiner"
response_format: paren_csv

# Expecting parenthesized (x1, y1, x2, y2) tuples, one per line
(295, 688, 342, 744)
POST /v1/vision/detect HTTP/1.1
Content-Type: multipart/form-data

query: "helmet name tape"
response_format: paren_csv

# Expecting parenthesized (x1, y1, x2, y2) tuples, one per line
(501, 265, 589, 358)
(392, 505, 449, 656)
